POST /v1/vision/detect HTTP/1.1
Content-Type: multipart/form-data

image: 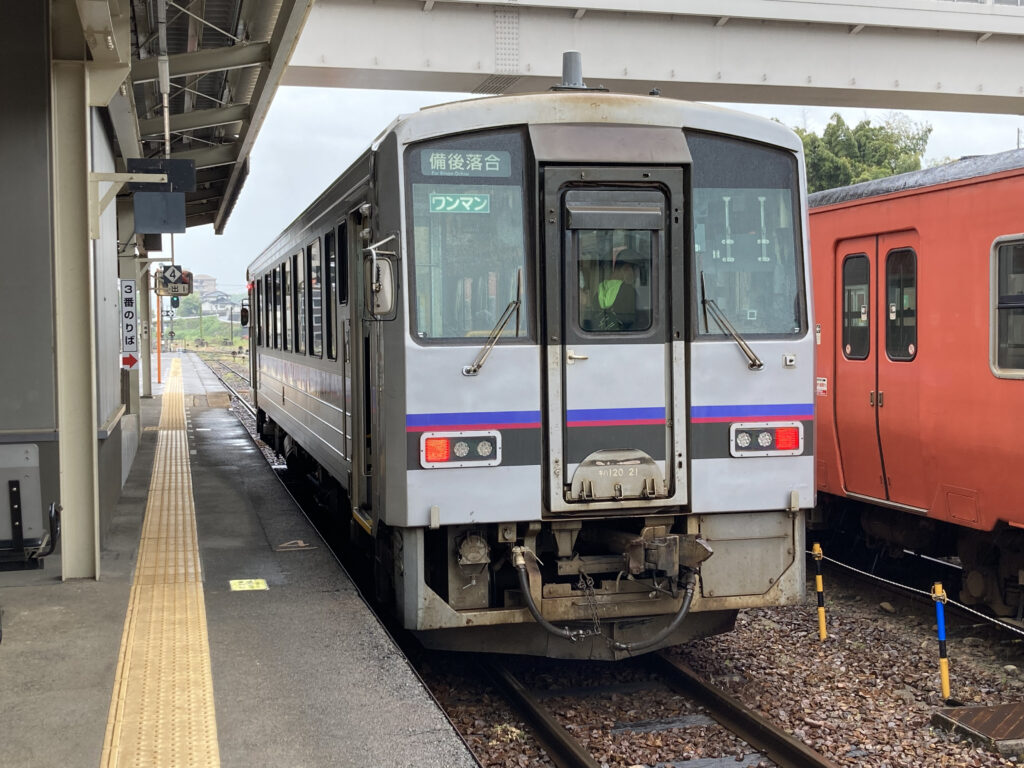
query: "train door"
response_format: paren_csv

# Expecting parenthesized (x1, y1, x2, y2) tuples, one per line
(875, 234, 926, 509)
(325, 219, 352, 465)
(833, 233, 926, 508)
(834, 238, 885, 498)
(542, 167, 687, 512)
(248, 281, 258, 388)
(349, 205, 376, 532)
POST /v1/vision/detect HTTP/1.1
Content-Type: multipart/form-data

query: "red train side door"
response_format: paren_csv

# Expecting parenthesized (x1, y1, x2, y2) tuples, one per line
(833, 237, 887, 498)
(833, 233, 927, 509)
(875, 233, 928, 510)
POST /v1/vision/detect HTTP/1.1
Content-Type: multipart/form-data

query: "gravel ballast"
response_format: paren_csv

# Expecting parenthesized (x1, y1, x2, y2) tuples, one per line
(430, 572, 1024, 768)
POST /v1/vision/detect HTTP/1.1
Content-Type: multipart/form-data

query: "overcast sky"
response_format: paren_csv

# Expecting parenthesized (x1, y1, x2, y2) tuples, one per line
(167, 86, 1024, 293)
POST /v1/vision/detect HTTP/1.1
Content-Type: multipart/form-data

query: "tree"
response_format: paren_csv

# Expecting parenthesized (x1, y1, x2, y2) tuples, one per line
(795, 113, 932, 193)
(177, 292, 202, 317)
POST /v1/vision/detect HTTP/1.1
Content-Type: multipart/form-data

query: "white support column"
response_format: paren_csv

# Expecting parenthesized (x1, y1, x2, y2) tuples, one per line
(52, 61, 101, 580)
(138, 263, 153, 397)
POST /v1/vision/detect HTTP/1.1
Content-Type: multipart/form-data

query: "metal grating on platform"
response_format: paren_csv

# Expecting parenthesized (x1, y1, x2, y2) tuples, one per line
(933, 703, 1024, 756)
(101, 360, 220, 767)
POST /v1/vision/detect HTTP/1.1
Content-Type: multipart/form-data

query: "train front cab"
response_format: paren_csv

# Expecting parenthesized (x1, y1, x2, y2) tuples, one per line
(389, 109, 814, 659)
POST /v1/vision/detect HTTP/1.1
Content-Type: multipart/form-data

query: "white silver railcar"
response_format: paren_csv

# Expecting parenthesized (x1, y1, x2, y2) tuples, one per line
(247, 91, 814, 660)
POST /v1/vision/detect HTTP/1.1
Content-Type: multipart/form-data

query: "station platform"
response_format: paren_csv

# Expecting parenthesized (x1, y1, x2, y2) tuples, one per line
(0, 352, 477, 768)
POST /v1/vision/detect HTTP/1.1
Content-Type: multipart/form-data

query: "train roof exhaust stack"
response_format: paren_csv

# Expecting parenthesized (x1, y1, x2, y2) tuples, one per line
(562, 51, 584, 88)
(551, 51, 608, 91)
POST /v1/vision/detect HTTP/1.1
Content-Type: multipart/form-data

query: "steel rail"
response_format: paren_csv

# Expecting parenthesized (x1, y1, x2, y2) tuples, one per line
(197, 352, 251, 387)
(649, 652, 841, 768)
(480, 658, 601, 768)
(200, 356, 256, 418)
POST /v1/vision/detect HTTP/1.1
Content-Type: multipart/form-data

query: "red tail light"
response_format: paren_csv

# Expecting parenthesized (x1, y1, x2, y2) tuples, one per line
(424, 437, 451, 463)
(775, 427, 800, 451)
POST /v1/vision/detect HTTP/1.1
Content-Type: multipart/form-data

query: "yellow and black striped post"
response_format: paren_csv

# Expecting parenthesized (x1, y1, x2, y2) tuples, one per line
(812, 542, 827, 641)
(932, 582, 951, 700)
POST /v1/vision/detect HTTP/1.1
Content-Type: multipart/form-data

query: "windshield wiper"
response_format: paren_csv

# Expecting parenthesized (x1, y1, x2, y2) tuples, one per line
(463, 269, 522, 376)
(700, 271, 764, 371)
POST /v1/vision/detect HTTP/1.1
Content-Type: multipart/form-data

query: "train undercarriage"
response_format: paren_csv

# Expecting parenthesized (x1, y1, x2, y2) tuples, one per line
(814, 495, 1024, 621)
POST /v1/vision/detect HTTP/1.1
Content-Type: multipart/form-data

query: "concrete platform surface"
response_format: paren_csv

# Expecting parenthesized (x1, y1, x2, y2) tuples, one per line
(0, 352, 478, 768)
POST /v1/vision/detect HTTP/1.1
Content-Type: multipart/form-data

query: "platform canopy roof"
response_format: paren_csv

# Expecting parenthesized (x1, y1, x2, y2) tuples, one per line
(58, 0, 312, 235)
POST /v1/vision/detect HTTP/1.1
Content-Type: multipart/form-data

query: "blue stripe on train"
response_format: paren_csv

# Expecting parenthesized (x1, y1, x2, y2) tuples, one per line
(690, 403, 813, 422)
(406, 410, 542, 431)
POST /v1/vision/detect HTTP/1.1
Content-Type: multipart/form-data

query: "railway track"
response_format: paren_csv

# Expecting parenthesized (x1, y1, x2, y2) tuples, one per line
(195, 351, 254, 415)
(480, 653, 841, 768)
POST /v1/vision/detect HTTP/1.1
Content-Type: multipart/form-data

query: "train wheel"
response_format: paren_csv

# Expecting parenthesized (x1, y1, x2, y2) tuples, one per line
(282, 437, 314, 479)
(958, 535, 1014, 617)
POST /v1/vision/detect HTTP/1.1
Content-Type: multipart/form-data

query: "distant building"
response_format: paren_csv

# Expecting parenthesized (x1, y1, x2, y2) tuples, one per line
(200, 290, 233, 315)
(193, 273, 217, 295)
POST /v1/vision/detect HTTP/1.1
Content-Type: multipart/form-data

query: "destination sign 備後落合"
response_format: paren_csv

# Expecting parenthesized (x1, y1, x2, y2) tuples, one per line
(421, 150, 511, 177)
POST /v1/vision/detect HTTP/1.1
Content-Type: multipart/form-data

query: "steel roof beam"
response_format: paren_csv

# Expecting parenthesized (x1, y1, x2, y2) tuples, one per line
(171, 143, 239, 168)
(285, 0, 1024, 114)
(424, 0, 1024, 37)
(137, 103, 250, 137)
(186, 210, 218, 227)
(185, 188, 224, 204)
(131, 42, 270, 84)
(108, 89, 144, 160)
(185, 199, 221, 216)
(77, 0, 130, 64)
(195, 165, 231, 184)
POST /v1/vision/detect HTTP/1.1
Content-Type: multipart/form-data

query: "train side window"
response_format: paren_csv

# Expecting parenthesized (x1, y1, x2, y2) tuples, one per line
(264, 275, 272, 348)
(294, 252, 306, 354)
(337, 221, 349, 305)
(885, 249, 917, 361)
(282, 259, 291, 351)
(993, 238, 1024, 374)
(324, 229, 337, 359)
(258, 277, 263, 346)
(274, 266, 283, 349)
(254, 282, 261, 347)
(309, 239, 323, 358)
(842, 254, 870, 360)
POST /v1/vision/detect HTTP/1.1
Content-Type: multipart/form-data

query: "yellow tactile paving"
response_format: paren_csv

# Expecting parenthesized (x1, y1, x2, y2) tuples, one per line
(101, 360, 220, 767)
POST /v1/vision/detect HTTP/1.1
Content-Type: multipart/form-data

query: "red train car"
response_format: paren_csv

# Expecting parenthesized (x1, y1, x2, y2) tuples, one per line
(810, 150, 1024, 616)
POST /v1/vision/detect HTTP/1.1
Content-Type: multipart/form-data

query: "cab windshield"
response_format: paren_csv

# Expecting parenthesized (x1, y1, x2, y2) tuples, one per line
(688, 132, 805, 337)
(406, 130, 529, 342)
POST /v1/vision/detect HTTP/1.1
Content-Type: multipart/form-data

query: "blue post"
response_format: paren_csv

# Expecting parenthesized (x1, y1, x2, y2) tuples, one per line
(932, 582, 950, 700)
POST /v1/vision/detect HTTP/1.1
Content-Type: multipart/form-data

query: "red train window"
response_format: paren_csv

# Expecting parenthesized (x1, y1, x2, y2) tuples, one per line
(886, 249, 917, 361)
(842, 255, 870, 360)
(995, 239, 1024, 372)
